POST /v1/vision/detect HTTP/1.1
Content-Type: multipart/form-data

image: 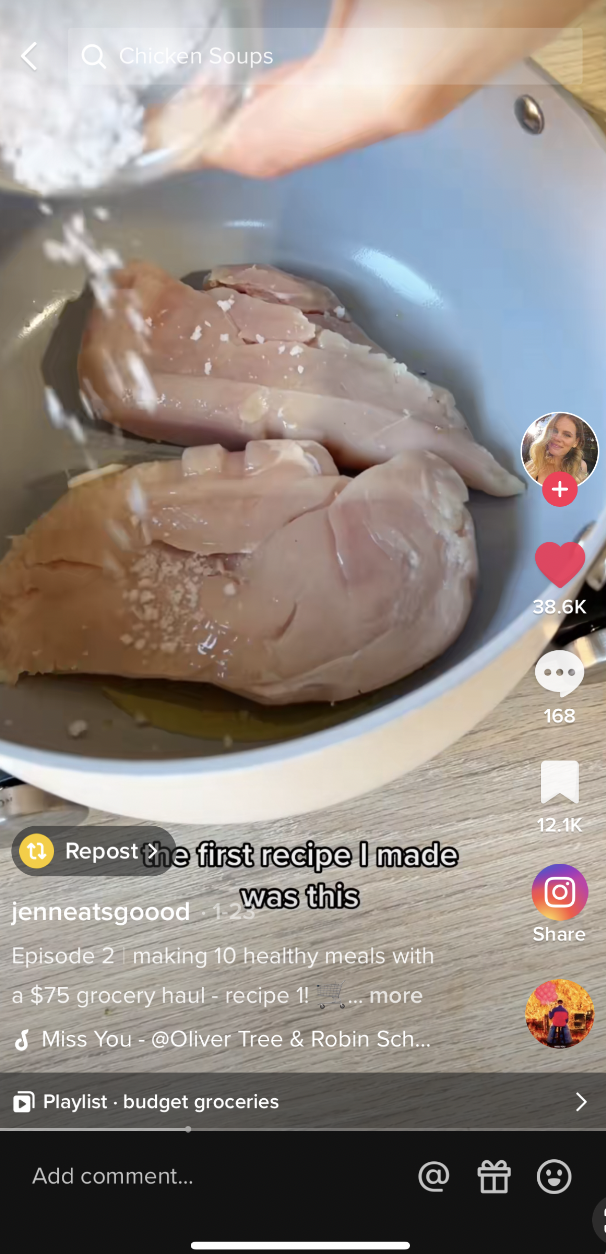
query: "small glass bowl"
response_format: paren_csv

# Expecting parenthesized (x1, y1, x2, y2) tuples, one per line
(0, 0, 259, 198)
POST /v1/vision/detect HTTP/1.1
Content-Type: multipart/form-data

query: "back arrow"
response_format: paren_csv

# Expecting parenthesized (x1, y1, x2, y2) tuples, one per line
(576, 1092, 587, 1112)
(21, 42, 37, 71)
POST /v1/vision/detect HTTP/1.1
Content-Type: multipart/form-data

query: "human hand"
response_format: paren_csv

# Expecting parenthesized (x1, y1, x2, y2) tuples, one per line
(155, 0, 589, 178)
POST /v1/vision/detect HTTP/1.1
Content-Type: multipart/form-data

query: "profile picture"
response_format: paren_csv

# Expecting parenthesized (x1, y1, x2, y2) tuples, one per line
(521, 413, 598, 486)
(525, 979, 594, 1049)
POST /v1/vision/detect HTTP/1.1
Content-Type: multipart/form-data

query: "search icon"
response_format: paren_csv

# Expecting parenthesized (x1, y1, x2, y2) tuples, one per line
(81, 44, 107, 69)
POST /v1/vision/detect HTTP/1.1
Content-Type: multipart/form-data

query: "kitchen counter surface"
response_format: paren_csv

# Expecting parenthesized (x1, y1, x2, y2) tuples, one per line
(536, 1, 606, 126)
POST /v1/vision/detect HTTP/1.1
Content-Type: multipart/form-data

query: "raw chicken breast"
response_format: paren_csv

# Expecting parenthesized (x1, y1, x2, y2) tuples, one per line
(78, 261, 522, 498)
(204, 264, 343, 312)
(0, 442, 477, 704)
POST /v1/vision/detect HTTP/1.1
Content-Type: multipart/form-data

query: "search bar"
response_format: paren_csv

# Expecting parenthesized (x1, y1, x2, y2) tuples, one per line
(190, 1245, 412, 1251)
(68, 25, 583, 90)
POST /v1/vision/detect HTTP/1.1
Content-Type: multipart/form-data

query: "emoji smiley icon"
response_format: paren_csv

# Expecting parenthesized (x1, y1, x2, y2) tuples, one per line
(537, 1160, 572, 1194)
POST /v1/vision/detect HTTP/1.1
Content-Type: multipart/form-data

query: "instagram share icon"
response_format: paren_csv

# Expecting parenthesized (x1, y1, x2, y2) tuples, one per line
(545, 877, 575, 909)
(532, 864, 588, 921)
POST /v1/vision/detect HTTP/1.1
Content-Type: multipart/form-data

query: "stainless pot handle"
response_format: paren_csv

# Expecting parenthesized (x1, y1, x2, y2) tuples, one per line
(555, 541, 606, 682)
(562, 628, 606, 680)
(0, 774, 88, 841)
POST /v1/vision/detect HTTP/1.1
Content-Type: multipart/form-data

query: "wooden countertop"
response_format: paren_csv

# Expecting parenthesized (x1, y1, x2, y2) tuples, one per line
(4, 674, 605, 1078)
(535, 1, 606, 125)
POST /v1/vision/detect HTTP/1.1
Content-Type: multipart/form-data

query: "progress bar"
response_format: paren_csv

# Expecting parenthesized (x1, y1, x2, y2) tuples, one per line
(191, 1245, 411, 1251)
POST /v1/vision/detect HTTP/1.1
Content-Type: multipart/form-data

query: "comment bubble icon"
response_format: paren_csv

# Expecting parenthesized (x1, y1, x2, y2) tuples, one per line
(534, 650, 584, 698)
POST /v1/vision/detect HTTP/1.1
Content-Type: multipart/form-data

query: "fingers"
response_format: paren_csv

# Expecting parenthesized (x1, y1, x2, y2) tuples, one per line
(200, 13, 478, 179)
(204, 65, 417, 178)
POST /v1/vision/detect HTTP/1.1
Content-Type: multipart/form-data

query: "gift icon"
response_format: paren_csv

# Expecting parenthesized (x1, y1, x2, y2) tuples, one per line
(477, 1160, 511, 1194)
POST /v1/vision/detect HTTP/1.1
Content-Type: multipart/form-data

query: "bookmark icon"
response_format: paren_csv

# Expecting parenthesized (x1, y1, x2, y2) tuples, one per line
(541, 761, 579, 804)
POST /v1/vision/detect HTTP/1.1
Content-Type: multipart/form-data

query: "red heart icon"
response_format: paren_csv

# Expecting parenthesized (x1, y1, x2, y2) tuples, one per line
(535, 542, 585, 588)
